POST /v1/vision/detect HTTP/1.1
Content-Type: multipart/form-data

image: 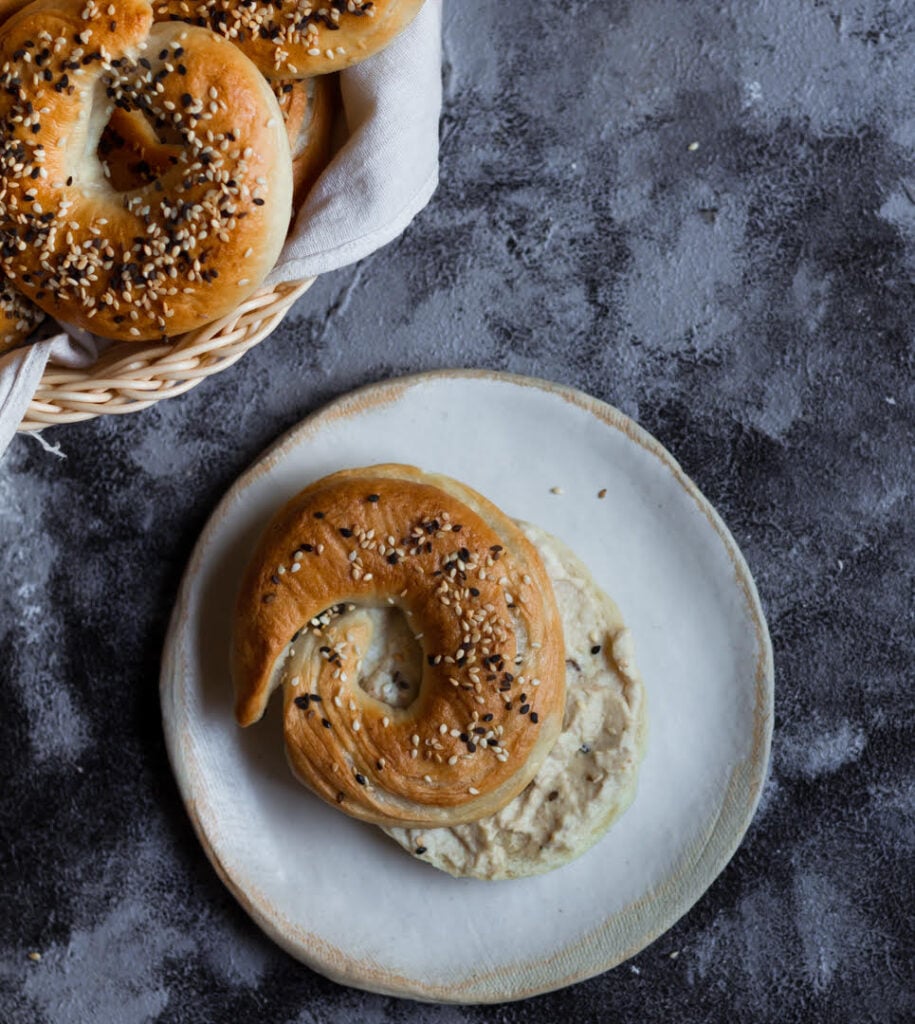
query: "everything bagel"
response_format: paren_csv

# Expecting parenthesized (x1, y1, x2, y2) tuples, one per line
(233, 465, 567, 829)
(0, 0, 293, 341)
(153, 0, 427, 79)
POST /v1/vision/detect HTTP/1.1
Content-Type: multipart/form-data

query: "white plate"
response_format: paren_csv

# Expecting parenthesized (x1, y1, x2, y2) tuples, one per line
(161, 371, 773, 1003)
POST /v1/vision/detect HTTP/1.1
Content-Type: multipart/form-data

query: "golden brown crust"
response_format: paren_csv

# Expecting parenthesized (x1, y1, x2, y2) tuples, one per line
(274, 76, 338, 213)
(0, 1, 293, 342)
(0, 0, 28, 26)
(233, 465, 566, 829)
(0, 276, 43, 353)
(153, 0, 427, 79)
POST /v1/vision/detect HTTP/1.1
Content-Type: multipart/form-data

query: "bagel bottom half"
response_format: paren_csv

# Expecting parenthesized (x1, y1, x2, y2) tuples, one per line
(385, 522, 648, 879)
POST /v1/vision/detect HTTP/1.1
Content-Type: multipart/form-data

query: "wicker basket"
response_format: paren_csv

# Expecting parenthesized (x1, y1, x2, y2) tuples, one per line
(17, 277, 315, 433)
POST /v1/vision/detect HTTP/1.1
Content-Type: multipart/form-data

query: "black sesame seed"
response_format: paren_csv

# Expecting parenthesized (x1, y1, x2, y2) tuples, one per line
(415, 845, 427, 855)
(355, 773, 366, 785)
(270, 574, 280, 585)
(339, 527, 353, 537)
(322, 718, 332, 728)
(376, 760, 384, 770)
(293, 695, 309, 709)
(459, 733, 469, 742)
(473, 727, 486, 735)
(469, 587, 480, 597)
(309, 694, 322, 702)
(366, 493, 380, 502)
(314, 511, 325, 518)
(482, 713, 494, 722)
(580, 743, 591, 754)
(519, 703, 530, 715)
(467, 742, 477, 753)
(591, 645, 602, 655)
(530, 712, 539, 724)
(548, 790, 559, 801)
(387, 553, 399, 565)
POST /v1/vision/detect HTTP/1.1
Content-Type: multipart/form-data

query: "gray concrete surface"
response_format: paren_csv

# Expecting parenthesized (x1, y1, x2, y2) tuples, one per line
(1, 2, 912, 1021)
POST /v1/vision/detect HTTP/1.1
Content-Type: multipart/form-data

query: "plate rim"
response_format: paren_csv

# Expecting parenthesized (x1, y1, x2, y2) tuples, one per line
(160, 368, 774, 1003)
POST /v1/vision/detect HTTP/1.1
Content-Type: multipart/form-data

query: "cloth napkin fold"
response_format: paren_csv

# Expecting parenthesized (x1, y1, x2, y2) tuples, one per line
(0, 0, 441, 455)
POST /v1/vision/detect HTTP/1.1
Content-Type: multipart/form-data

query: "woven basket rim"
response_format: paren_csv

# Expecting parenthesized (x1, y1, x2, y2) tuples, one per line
(17, 276, 315, 432)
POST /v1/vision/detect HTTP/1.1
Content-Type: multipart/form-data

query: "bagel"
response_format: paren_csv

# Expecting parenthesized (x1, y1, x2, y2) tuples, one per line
(386, 523, 648, 878)
(275, 76, 337, 212)
(0, 274, 43, 352)
(0, 0, 44, 349)
(103, 76, 336, 213)
(0, 0, 294, 342)
(232, 465, 567, 829)
(153, 0, 427, 79)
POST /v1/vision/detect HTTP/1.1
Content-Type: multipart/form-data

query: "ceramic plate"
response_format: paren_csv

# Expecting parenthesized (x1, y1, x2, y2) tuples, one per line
(160, 371, 773, 1003)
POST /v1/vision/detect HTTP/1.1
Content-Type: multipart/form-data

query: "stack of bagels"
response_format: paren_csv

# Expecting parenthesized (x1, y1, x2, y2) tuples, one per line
(0, 0, 425, 349)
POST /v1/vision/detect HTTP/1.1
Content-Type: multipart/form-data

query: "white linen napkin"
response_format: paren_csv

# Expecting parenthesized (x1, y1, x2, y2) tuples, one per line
(0, 0, 442, 455)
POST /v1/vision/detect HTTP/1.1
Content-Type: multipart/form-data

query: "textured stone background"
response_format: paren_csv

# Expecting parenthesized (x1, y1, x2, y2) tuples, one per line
(1, 1, 913, 1021)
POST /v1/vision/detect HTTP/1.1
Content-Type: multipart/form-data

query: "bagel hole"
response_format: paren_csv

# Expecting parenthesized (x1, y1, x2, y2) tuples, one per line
(97, 110, 182, 192)
(348, 605, 423, 710)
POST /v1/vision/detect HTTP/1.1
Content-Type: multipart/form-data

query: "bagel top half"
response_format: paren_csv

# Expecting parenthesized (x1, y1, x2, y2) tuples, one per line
(232, 464, 567, 829)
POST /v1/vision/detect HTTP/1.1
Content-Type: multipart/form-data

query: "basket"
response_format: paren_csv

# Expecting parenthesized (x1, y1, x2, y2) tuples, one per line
(17, 277, 315, 433)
